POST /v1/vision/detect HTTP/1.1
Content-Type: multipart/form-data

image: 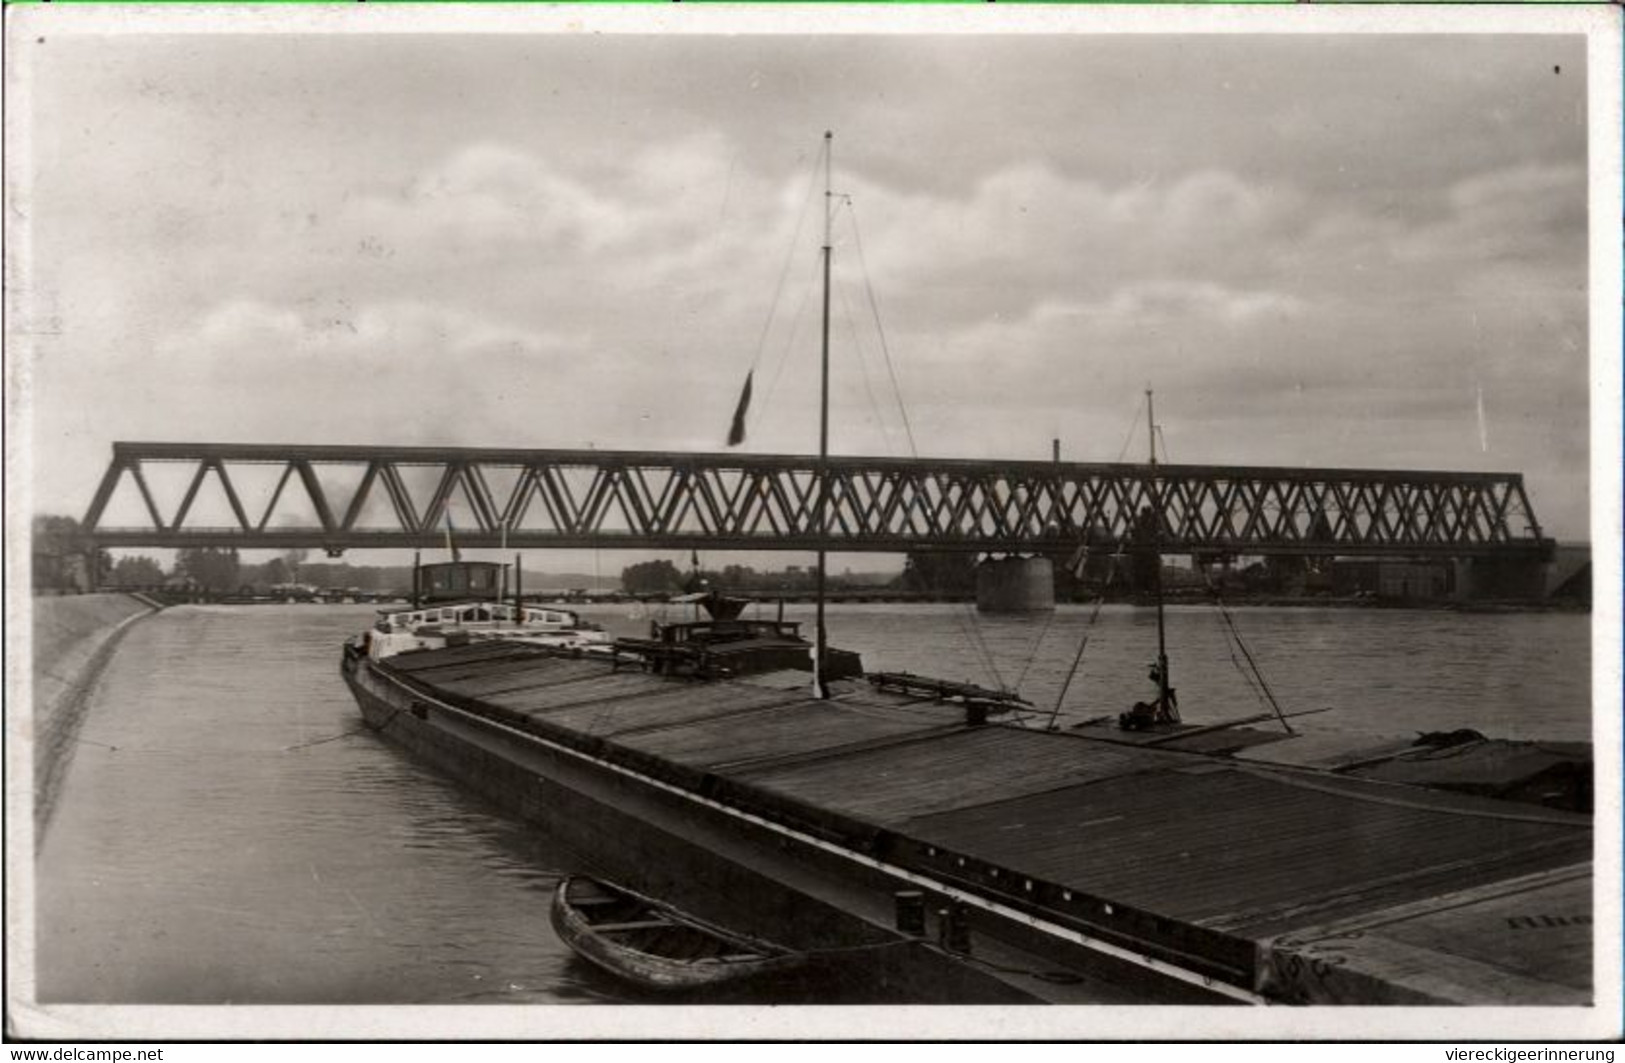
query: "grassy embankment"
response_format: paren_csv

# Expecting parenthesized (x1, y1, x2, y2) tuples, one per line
(31, 593, 157, 840)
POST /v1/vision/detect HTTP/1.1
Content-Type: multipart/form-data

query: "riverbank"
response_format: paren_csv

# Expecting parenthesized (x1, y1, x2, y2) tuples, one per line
(162, 589, 1589, 614)
(32, 593, 157, 840)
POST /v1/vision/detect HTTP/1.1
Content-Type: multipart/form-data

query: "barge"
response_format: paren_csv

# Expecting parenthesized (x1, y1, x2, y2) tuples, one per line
(341, 584, 1591, 1005)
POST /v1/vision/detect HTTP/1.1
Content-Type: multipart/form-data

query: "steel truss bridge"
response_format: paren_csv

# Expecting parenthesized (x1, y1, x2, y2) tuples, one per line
(81, 442, 1551, 559)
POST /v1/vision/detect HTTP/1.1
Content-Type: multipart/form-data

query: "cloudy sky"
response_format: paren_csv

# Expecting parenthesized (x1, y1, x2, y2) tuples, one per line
(11, 16, 1596, 552)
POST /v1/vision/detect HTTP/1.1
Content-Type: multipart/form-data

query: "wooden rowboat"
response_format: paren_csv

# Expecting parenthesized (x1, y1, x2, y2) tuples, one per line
(549, 875, 806, 992)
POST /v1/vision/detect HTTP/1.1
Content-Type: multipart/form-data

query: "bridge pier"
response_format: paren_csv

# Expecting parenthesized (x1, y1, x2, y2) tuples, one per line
(1453, 557, 1551, 601)
(975, 556, 1054, 614)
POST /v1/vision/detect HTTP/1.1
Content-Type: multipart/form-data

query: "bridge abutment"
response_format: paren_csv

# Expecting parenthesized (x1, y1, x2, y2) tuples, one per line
(975, 556, 1055, 613)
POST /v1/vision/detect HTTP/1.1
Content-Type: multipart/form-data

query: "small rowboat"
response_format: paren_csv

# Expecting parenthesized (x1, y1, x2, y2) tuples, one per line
(550, 875, 805, 992)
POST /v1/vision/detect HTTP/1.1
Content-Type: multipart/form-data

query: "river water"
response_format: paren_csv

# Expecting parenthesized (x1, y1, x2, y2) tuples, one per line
(34, 601, 1590, 1004)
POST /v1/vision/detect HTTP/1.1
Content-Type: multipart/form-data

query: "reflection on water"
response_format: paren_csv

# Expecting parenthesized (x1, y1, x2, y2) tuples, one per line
(35, 601, 1590, 1003)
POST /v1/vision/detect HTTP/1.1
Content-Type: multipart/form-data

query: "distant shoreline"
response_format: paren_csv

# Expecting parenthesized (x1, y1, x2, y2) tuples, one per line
(56, 588, 1589, 615)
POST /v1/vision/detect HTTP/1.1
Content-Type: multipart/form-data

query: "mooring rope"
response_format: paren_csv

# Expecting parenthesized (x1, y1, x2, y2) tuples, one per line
(280, 723, 379, 752)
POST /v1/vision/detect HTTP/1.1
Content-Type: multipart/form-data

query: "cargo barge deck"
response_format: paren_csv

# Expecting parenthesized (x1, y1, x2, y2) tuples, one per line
(342, 638, 1591, 1006)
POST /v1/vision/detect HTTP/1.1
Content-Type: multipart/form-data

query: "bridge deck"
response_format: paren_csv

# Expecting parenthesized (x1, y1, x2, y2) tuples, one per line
(384, 643, 1590, 1004)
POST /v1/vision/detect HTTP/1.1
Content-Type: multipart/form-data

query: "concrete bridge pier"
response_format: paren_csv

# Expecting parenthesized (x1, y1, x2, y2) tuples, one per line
(1453, 557, 1550, 601)
(976, 555, 1055, 613)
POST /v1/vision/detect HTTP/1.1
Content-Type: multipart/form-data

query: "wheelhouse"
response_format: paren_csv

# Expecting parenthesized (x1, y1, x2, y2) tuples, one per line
(376, 601, 586, 633)
(416, 560, 504, 603)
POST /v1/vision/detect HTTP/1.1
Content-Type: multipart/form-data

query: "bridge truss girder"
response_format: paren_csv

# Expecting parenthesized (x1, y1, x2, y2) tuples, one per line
(80, 442, 1551, 559)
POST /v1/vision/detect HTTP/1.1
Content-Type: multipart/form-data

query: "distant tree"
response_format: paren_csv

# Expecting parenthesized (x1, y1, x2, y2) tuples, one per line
(897, 551, 978, 594)
(260, 557, 292, 586)
(109, 555, 166, 587)
(33, 514, 83, 550)
(297, 562, 411, 593)
(175, 547, 241, 592)
(720, 564, 757, 589)
(235, 556, 292, 588)
(31, 515, 108, 592)
(621, 559, 684, 595)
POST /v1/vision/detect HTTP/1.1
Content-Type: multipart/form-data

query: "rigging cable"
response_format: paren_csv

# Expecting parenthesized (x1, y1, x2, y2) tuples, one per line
(840, 201, 1007, 691)
(1012, 602, 1060, 695)
(1043, 395, 1155, 731)
(742, 146, 826, 382)
(1042, 548, 1121, 731)
(835, 271, 895, 453)
(753, 254, 821, 429)
(1213, 600, 1294, 733)
(845, 200, 920, 458)
(942, 568, 1008, 694)
(1213, 591, 1272, 712)
(1116, 392, 1147, 463)
(1227, 621, 1271, 708)
(1198, 565, 1295, 734)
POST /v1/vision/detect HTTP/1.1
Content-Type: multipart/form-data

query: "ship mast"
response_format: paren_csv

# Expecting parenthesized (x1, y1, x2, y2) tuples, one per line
(814, 131, 833, 699)
(1147, 388, 1171, 716)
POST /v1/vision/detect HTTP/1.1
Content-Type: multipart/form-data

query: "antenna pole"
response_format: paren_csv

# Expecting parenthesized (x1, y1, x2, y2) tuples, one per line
(814, 130, 833, 698)
(1146, 388, 1157, 467)
(1146, 388, 1171, 718)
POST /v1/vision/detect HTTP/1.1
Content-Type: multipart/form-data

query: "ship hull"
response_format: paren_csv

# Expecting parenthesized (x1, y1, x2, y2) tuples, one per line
(340, 653, 1222, 1004)
(341, 642, 1590, 1007)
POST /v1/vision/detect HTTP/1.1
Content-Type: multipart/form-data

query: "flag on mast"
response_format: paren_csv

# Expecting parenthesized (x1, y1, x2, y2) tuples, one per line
(726, 370, 754, 447)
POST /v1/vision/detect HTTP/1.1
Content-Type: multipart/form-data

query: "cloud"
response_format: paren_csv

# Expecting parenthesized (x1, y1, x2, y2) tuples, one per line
(1394, 163, 1588, 270)
(18, 33, 1593, 540)
(839, 164, 1312, 325)
(1067, 282, 1309, 328)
